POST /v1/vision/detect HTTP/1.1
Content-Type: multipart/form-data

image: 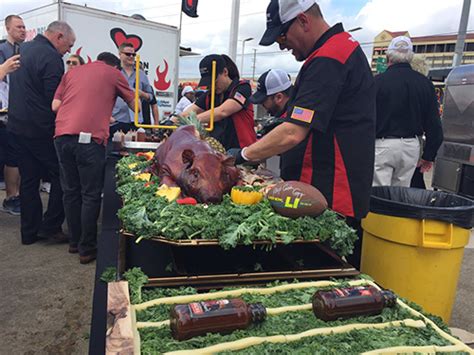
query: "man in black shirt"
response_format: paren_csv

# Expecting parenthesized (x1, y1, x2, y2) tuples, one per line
(250, 68, 305, 179)
(230, 0, 375, 220)
(228, 0, 375, 267)
(373, 36, 443, 187)
(8, 21, 76, 245)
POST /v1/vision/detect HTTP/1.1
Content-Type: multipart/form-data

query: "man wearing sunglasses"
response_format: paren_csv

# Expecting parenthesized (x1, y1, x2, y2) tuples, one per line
(228, 0, 376, 268)
(111, 42, 153, 134)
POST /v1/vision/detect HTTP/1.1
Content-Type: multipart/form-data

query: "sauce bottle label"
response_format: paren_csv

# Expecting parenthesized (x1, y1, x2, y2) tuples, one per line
(332, 286, 373, 298)
(188, 299, 231, 317)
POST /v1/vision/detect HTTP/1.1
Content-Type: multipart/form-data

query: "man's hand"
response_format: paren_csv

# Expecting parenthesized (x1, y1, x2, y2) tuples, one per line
(0, 54, 20, 79)
(138, 90, 150, 100)
(417, 159, 433, 173)
(227, 148, 247, 165)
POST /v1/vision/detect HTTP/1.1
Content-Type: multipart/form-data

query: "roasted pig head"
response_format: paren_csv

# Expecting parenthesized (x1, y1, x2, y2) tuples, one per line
(152, 125, 240, 203)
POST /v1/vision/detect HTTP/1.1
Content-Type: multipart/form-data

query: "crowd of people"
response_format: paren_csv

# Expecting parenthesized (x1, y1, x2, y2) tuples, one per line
(0, 16, 138, 264)
(0, 0, 443, 268)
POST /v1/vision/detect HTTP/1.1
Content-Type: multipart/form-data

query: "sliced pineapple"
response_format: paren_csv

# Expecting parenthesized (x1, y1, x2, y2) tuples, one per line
(205, 136, 226, 154)
(176, 112, 226, 154)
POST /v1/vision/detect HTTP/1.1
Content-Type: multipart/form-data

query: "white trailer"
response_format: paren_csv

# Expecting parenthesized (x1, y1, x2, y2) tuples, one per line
(1, 1, 180, 117)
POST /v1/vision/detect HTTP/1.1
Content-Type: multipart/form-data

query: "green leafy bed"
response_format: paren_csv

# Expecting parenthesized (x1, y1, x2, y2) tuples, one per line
(116, 155, 357, 256)
(114, 269, 461, 355)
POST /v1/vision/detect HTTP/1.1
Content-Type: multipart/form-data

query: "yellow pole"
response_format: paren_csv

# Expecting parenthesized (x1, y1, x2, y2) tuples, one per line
(206, 60, 216, 132)
(134, 54, 140, 127)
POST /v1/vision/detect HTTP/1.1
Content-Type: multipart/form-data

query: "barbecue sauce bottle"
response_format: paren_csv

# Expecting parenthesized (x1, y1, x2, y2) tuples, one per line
(170, 298, 266, 341)
(312, 285, 397, 321)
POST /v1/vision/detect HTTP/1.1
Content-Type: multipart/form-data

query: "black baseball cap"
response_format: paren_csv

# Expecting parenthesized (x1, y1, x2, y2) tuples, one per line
(260, 0, 316, 46)
(198, 54, 226, 88)
(250, 69, 292, 104)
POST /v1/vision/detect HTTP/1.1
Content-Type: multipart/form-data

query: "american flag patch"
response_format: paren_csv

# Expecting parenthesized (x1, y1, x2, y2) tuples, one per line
(291, 106, 314, 123)
(234, 91, 246, 105)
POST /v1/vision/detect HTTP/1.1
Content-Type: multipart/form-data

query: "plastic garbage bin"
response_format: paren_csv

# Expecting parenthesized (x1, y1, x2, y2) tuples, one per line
(361, 186, 474, 322)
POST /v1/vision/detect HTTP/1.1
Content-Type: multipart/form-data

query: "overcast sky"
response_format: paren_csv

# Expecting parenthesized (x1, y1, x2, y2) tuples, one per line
(1, 0, 473, 79)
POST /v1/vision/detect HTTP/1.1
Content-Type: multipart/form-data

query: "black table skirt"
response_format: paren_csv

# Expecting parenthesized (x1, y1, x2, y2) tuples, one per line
(89, 156, 121, 355)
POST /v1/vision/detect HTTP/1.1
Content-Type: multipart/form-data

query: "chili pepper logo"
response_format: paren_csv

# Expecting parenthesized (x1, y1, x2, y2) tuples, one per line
(154, 59, 171, 91)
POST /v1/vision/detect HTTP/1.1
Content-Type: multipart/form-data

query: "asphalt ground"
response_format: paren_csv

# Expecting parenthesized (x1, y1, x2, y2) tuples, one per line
(0, 190, 472, 353)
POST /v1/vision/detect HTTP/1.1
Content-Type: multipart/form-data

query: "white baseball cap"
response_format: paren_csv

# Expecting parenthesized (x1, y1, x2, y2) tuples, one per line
(181, 85, 194, 95)
(388, 36, 413, 52)
(260, 0, 316, 46)
(250, 69, 292, 104)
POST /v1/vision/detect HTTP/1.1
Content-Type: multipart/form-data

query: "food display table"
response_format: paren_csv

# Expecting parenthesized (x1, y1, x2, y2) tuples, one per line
(105, 275, 473, 354)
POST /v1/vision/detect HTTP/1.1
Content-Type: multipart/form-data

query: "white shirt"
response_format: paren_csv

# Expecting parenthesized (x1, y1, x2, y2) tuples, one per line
(0, 81, 8, 109)
(174, 95, 192, 114)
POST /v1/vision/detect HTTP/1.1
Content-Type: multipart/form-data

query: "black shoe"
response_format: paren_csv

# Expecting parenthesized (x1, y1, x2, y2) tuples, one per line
(79, 252, 97, 264)
(38, 230, 69, 244)
(22, 238, 39, 245)
(69, 245, 79, 254)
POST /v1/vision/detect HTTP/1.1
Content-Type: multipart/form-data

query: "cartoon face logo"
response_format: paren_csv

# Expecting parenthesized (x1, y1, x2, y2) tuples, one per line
(154, 59, 171, 91)
(110, 28, 143, 51)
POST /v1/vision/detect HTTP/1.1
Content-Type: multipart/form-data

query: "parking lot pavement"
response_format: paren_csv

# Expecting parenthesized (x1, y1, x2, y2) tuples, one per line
(0, 191, 94, 354)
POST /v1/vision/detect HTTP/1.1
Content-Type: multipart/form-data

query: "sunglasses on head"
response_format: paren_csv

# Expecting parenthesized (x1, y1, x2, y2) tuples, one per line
(276, 18, 297, 44)
(122, 52, 136, 57)
(66, 60, 79, 65)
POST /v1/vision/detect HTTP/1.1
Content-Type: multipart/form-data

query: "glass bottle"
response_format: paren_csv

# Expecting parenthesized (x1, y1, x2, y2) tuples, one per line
(137, 128, 146, 142)
(312, 285, 397, 321)
(170, 298, 266, 341)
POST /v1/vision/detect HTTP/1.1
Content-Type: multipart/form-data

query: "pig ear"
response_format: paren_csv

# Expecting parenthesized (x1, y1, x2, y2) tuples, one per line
(182, 149, 195, 168)
(222, 155, 236, 167)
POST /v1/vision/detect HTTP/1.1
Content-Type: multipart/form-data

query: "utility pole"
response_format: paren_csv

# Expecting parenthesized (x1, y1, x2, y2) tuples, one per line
(228, 0, 240, 61)
(453, 0, 471, 67)
(240, 38, 253, 76)
(251, 49, 257, 81)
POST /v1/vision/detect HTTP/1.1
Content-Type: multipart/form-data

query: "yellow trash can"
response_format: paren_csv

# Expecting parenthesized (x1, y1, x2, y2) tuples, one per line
(361, 187, 473, 323)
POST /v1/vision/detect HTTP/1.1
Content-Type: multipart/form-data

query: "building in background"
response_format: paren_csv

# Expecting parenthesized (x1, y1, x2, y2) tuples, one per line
(371, 30, 474, 74)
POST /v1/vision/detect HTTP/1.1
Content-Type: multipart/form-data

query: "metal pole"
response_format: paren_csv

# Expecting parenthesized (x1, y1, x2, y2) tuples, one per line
(240, 41, 246, 75)
(252, 49, 257, 80)
(228, 0, 240, 61)
(453, 0, 471, 67)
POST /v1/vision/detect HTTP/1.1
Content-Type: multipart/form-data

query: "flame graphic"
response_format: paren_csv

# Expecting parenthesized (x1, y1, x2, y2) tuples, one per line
(75, 47, 92, 64)
(154, 59, 171, 91)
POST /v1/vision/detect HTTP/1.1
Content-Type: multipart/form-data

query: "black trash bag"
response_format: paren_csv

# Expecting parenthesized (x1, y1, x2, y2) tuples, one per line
(370, 186, 474, 229)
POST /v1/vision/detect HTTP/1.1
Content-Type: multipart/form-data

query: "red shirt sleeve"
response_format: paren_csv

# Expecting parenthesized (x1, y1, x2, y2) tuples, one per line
(116, 71, 135, 104)
(54, 74, 67, 101)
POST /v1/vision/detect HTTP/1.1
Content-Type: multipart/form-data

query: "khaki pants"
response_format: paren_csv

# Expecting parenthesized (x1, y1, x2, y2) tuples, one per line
(373, 137, 420, 187)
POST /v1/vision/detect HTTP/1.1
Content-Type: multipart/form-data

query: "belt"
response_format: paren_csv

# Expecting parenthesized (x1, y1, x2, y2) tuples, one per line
(378, 135, 417, 139)
(56, 134, 106, 145)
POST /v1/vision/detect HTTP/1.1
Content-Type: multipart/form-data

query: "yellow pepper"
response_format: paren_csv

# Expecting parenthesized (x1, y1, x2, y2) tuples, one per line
(128, 163, 138, 169)
(145, 151, 155, 160)
(231, 187, 263, 205)
(135, 173, 151, 182)
(156, 184, 181, 202)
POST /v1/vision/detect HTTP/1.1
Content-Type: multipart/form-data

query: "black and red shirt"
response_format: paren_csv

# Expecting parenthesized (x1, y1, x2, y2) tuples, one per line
(281, 23, 376, 219)
(196, 79, 256, 150)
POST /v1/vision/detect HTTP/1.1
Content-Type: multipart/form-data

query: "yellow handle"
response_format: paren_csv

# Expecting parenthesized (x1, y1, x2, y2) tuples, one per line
(206, 60, 216, 132)
(133, 56, 215, 132)
(421, 219, 454, 249)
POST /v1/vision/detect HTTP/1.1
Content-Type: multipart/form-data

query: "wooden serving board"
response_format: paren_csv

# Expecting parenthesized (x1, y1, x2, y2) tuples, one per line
(120, 230, 321, 247)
